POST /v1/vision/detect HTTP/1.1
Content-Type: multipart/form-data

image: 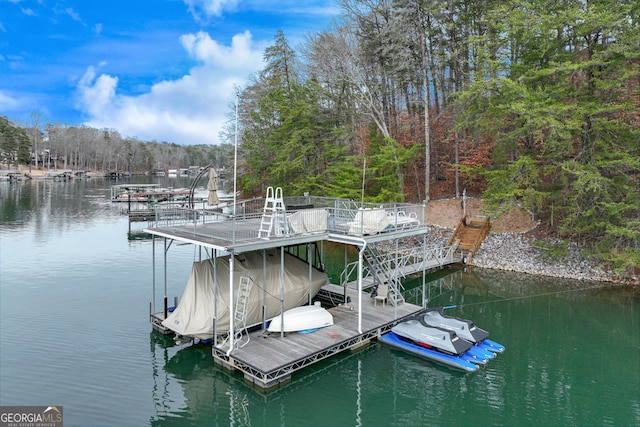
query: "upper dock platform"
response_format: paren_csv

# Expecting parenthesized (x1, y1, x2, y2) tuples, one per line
(144, 194, 431, 253)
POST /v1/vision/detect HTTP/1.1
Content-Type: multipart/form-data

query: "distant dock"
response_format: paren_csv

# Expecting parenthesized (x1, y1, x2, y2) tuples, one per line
(1, 169, 87, 180)
(110, 183, 191, 203)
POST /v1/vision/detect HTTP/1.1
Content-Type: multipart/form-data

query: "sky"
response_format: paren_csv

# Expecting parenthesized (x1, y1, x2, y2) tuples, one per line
(0, 0, 339, 145)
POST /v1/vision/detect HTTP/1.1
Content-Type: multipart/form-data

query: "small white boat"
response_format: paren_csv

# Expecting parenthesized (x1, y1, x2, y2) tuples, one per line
(267, 303, 333, 333)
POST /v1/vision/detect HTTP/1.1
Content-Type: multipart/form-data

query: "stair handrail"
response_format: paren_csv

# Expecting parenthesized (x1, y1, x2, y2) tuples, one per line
(340, 261, 372, 288)
(363, 245, 404, 305)
(447, 214, 467, 246)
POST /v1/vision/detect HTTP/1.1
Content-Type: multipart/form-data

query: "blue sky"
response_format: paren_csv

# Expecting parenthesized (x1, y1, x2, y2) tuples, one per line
(0, 0, 338, 144)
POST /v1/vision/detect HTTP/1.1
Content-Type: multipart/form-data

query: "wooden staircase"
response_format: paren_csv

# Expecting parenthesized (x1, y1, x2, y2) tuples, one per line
(447, 215, 491, 265)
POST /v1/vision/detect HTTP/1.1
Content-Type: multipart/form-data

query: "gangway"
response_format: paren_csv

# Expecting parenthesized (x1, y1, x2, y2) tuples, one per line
(325, 242, 462, 306)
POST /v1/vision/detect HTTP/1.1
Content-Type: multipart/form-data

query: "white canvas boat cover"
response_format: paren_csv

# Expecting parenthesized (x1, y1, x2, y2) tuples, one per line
(348, 208, 389, 235)
(162, 250, 328, 339)
(288, 208, 329, 233)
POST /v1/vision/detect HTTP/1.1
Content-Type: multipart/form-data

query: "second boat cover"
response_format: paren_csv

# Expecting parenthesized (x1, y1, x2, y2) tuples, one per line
(162, 249, 329, 339)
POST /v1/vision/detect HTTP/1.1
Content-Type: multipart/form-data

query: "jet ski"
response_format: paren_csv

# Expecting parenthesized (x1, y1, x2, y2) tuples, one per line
(421, 308, 489, 342)
(391, 320, 474, 355)
(380, 308, 506, 371)
(419, 308, 505, 353)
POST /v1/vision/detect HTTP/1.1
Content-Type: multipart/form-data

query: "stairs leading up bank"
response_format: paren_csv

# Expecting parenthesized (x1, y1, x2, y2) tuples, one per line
(447, 215, 491, 265)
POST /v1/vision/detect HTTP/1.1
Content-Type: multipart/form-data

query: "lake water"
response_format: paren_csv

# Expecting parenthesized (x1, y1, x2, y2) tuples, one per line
(1, 177, 638, 427)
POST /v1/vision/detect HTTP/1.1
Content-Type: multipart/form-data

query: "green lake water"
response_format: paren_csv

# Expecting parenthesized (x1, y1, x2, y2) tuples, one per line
(1, 177, 638, 426)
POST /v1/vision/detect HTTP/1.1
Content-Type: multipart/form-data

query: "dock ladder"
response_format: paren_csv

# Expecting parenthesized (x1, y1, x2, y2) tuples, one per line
(258, 187, 287, 239)
(232, 276, 254, 348)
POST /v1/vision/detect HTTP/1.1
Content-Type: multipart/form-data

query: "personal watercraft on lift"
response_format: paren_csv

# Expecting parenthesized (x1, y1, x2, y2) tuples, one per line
(421, 308, 488, 342)
(380, 307, 506, 372)
(419, 308, 505, 353)
(391, 320, 473, 355)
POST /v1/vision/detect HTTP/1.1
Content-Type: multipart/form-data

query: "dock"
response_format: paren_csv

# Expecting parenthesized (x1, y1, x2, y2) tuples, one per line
(212, 287, 423, 390)
(111, 183, 202, 229)
(110, 183, 192, 203)
(144, 190, 463, 390)
(0, 170, 28, 181)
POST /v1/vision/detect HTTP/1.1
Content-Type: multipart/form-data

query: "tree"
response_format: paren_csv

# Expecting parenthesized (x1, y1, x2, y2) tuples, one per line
(0, 116, 31, 166)
(365, 124, 419, 202)
(28, 110, 46, 169)
(454, 0, 640, 272)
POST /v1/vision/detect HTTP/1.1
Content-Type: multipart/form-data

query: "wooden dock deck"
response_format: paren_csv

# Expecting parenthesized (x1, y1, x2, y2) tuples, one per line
(211, 285, 423, 390)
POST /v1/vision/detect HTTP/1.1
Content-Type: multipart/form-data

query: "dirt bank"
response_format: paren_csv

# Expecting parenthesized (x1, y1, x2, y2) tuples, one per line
(423, 198, 636, 285)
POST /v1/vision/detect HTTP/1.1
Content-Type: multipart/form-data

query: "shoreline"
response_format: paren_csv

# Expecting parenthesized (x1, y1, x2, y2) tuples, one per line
(422, 224, 637, 286)
(6, 169, 637, 285)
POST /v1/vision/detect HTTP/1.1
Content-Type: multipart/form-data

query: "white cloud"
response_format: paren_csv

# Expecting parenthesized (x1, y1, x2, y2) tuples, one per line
(77, 64, 118, 116)
(76, 31, 265, 145)
(184, 0, 238, 19)
(180, 31, 259, 71)
(65, 7, 81, 21)
(0, 91, 19, 110)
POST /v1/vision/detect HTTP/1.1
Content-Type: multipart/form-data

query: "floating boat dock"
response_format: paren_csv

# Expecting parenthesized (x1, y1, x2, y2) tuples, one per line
(213, 288, 423, 389)
(144, 189, 465, 390)
(0, 170, 29, 181)
(110, 183, 192, 203)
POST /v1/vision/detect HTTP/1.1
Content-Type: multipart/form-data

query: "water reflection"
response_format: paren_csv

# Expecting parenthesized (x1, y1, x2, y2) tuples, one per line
(149, 335, 224, 427)
(149, 335, 385, 427)
(0, 178, 115, 231)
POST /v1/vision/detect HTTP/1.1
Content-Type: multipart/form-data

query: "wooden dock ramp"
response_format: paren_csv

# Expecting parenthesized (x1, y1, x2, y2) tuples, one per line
(447, 215, 490, 265)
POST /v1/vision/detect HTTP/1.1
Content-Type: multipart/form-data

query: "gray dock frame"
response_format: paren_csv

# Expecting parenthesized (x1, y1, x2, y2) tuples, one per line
(144, 195, 462, 390)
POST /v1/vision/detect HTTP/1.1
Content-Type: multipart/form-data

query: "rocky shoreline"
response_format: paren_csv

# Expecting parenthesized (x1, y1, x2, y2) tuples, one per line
(472, 232, 617, 283)
(419, 225, 636, 285)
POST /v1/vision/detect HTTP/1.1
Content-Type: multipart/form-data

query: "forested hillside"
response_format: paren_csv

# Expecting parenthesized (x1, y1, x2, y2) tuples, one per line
(1, 0, 637, 273)
(0, 117, 234, 173)
(236, 0, 638, 274)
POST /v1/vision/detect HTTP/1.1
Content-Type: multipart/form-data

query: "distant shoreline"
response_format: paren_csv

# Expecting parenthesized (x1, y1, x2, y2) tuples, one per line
(6, 166, 637, 285)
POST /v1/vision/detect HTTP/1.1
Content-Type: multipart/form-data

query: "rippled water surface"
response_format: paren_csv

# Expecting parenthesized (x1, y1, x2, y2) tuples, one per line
(1, 177, 638, 426)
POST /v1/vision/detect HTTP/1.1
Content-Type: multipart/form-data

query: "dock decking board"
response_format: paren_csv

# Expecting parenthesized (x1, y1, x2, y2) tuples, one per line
(211, 289, 423, 388)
